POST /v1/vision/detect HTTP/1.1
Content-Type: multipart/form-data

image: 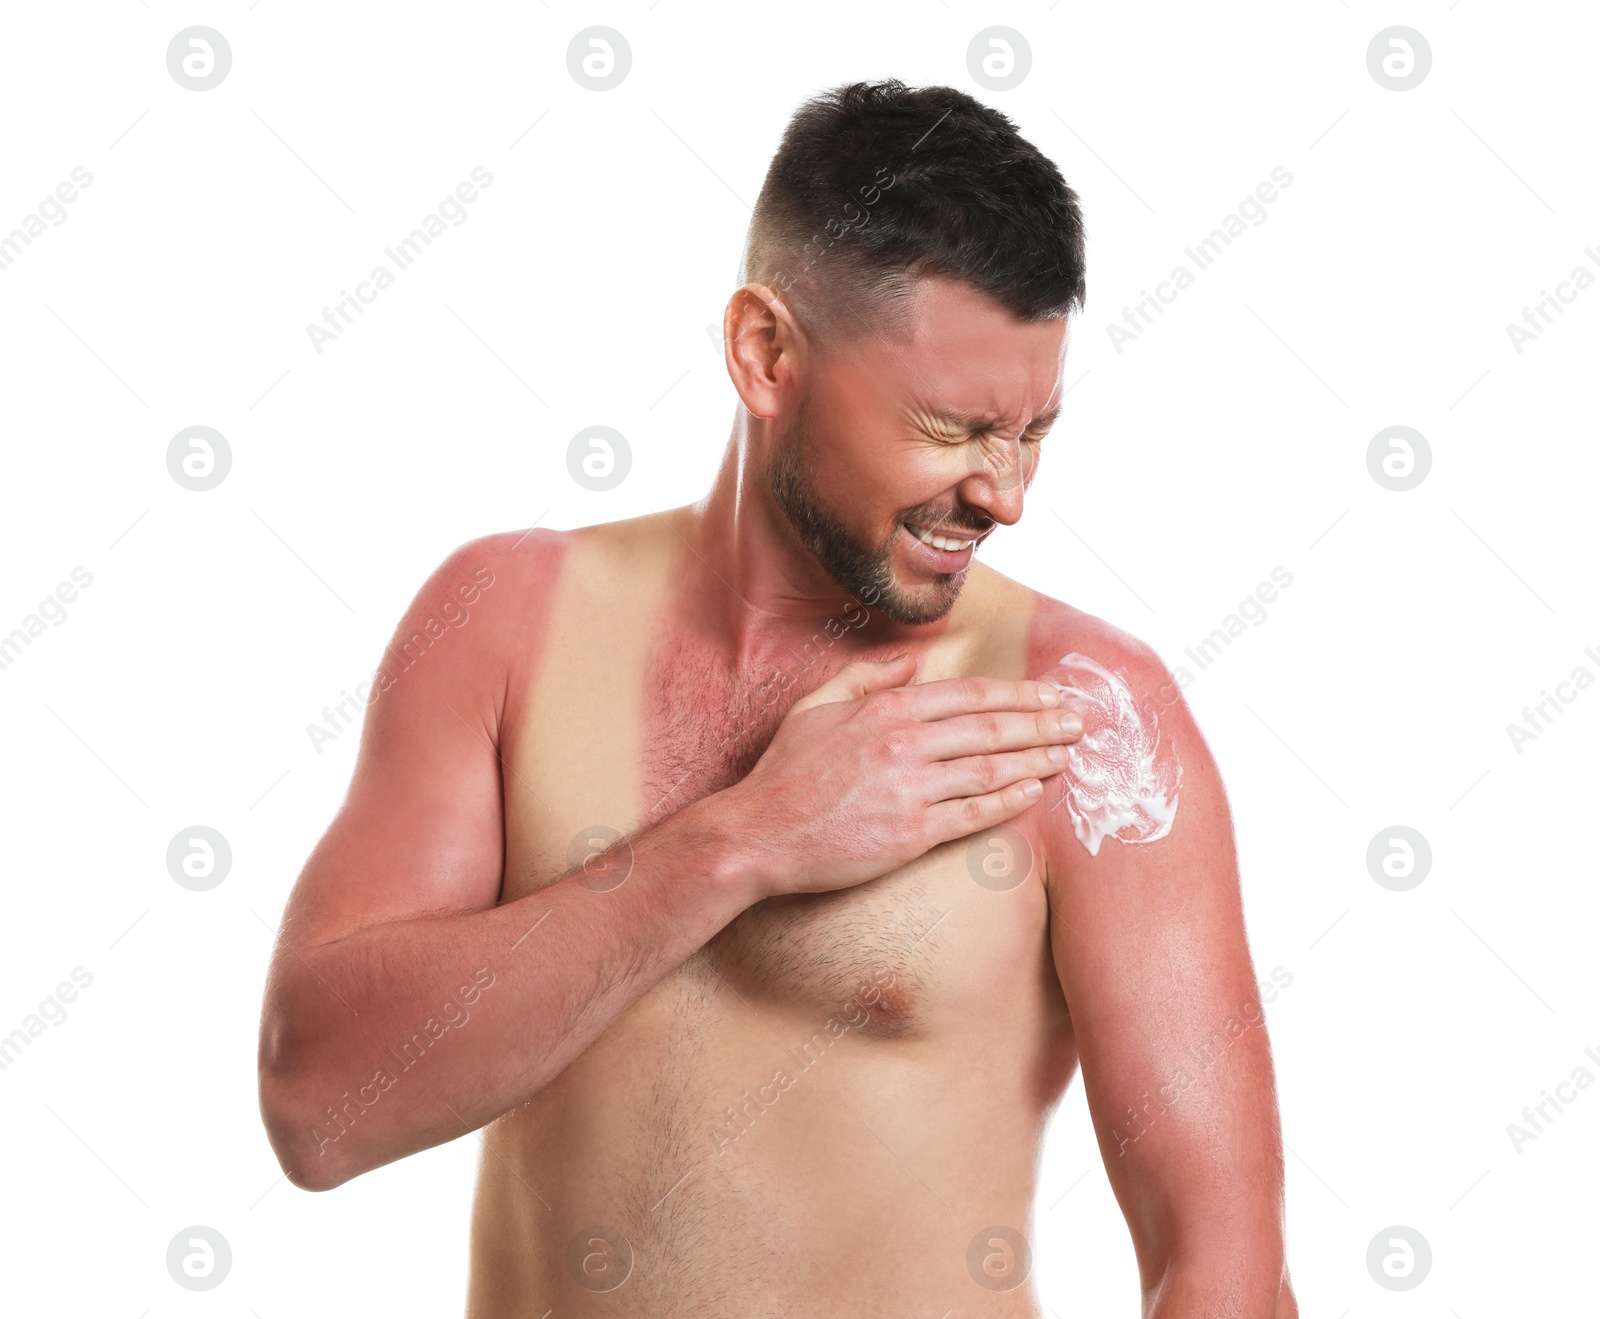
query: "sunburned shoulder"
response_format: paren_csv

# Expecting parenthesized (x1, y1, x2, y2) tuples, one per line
(966, 563, 1174, 706)
(1020, 589, 1177, 716)
(420, 514, 653, 597)
(399, 515, 676, 653)
(466, 510, 693, 584)
(1002, 583, 1220, 870)
(433, 507, 672, 577)
(415, 526, 567, 613)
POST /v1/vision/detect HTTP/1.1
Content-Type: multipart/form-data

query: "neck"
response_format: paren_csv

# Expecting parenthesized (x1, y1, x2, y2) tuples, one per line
(673, 411, 960, 663)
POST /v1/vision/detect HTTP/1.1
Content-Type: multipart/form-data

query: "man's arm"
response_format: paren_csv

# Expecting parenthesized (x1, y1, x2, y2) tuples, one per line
(1039, 635, 1296, 1317)
(256, 532, 763, 1190)
(259, 533, 1077, 1190)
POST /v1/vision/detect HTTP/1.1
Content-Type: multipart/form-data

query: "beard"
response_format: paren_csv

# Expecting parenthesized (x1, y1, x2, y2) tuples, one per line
(767, 396, 977, 626)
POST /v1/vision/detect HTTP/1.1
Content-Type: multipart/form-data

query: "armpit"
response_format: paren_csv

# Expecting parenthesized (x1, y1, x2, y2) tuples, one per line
(1042, 653, 1182, 857)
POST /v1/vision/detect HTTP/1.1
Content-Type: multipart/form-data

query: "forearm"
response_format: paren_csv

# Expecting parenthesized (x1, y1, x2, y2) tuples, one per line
(258, 793, 759, 1189)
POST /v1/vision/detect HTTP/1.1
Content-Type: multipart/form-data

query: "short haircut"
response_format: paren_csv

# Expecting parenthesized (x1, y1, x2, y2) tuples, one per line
(740, 79, 1087, 348)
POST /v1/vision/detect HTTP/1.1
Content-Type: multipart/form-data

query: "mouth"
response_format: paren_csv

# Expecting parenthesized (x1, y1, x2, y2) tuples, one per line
(901, 518, 991, 570)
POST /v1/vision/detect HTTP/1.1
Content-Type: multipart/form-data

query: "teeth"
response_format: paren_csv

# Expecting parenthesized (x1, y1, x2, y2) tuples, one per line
(907, 522, 975, 553)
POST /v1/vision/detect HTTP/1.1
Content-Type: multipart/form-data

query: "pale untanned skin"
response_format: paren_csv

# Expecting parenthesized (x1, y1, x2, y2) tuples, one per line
(258, 274, 1297, 1317)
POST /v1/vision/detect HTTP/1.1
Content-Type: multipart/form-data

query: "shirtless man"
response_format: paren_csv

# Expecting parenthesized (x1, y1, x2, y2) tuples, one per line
(258, 81, 1297, 1316)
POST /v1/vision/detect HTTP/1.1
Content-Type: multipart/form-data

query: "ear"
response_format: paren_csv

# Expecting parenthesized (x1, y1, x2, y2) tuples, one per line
(723, 283, 807, 420)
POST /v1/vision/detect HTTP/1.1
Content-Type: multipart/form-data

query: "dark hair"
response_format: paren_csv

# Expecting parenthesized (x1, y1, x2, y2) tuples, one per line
(741, 80, 1086, 344)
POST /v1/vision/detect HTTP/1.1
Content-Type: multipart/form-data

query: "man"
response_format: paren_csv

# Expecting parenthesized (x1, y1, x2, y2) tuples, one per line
(259, 80, 1297, 1316)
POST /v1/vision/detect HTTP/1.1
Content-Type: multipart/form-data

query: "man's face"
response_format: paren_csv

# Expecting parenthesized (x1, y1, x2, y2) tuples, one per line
(768, 275, 1069, 624)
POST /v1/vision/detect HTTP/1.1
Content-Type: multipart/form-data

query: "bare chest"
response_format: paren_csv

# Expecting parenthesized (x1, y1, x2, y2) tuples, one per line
(504, 632, 1055, 1036)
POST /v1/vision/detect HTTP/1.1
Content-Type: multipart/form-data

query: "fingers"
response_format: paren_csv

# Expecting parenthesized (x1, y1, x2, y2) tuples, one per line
(792, 653, 917, 712)
(924, 746, 1069, 803)
(896, 675, 1064, 722)
(923, 777, 1045, 848)
(912, 708, 1083, 762)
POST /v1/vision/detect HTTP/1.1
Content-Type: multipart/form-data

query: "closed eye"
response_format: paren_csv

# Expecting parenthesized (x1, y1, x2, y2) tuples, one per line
(917, 404, 1060, 445)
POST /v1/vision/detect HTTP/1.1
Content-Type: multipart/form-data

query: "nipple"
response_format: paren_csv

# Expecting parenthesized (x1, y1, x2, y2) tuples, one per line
(849, 967, 913, 1036)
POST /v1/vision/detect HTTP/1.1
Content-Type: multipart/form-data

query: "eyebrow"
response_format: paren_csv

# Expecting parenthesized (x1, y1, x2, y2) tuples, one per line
(925, 404, 1062, 434)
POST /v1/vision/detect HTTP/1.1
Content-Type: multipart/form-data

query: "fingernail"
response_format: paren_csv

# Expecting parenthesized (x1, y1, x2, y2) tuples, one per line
(1037, 682, 1060, 706)
(1047, 744, 1070, 764)
(1021, 779, 1043, 798)
(1058, 712, 1083, 736)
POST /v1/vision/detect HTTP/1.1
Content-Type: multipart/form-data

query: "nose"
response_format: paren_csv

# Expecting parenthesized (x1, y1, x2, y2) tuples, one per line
(959, 430, 1033, 527)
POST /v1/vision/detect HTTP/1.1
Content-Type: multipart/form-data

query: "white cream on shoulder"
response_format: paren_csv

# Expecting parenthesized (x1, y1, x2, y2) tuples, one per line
(1044, 652, 1182, 857)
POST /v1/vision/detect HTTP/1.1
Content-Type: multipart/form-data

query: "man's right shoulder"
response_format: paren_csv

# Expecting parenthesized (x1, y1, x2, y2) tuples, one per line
(434, 525, 567, 588)
(371, 528, 580, 711)
(401, 527, 561, 622)
(395, 513, 670, 643)
(427, 511, 673, 601)
(375, 516, 676, 717)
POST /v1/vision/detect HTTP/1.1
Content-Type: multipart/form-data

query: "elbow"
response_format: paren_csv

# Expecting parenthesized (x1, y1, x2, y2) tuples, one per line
(257, 1005, 360, 1192)
(259, 1060, 363, 1192)
(1142, 1256, 1295, 1319)
(272, 1136, 346, 1194)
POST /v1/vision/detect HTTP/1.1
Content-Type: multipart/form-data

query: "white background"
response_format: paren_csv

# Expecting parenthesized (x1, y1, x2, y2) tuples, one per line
(1, 1, 1595, 1314)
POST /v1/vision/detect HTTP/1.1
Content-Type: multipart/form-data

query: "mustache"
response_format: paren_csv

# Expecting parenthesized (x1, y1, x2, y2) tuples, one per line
(904, 509, 994, 536)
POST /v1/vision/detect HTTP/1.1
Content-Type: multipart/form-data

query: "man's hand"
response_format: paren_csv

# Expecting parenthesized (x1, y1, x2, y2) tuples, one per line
(720, 653, 1084, 897)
